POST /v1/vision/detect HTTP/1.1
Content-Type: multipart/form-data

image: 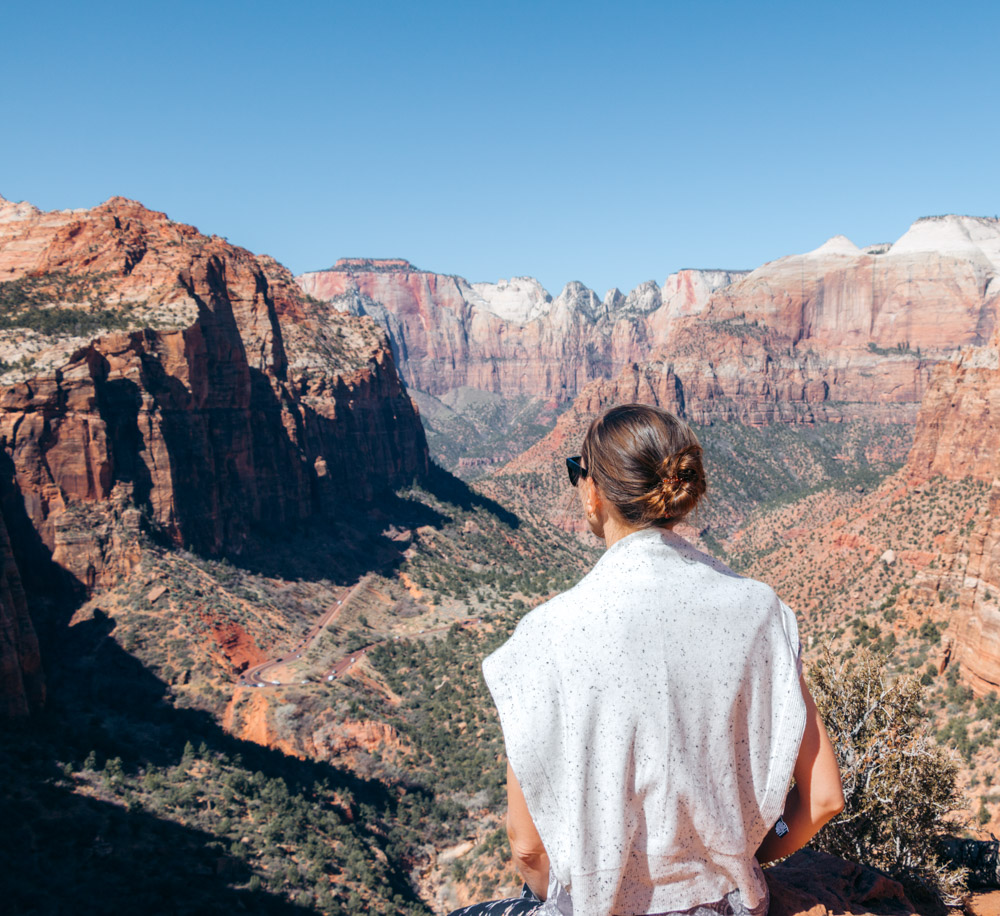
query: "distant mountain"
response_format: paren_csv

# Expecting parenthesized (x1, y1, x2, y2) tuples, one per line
(709, 216, 1000, 350)
(297, 217, 1000, 477)
(297, 259, 748, 403)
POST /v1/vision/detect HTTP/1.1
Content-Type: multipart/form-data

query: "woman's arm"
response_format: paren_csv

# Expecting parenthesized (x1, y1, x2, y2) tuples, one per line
(506, 760, 550, 899)
(755, 674, 845, 864)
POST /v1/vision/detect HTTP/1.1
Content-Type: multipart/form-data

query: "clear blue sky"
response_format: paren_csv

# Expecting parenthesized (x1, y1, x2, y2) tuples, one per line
(3, 0, 998, 295)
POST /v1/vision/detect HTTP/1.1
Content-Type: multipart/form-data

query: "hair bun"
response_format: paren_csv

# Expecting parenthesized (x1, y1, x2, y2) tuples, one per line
(649, 446, 706, 520)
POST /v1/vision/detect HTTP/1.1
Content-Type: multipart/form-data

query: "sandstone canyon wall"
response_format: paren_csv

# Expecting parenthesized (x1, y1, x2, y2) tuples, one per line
(905, 328, 1000, 695)
(709, 218, 999, 352)
(296, 259, 747, 401)
(0, 496, 43, 718)
(0, 195, 429, 714)
(297, 217, 1000, 422)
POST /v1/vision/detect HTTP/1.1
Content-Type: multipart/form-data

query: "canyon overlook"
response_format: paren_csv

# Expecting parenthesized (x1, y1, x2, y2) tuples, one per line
(2, 193, 999, 913)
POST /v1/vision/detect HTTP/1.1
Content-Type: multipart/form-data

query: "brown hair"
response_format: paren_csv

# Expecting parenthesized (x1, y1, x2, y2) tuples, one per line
(581, 403, 707, 526)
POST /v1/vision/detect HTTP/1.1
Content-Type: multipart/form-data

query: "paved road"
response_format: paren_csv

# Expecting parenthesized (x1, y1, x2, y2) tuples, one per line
(239, 581, 359, 687)
(237, 585, 481, 689)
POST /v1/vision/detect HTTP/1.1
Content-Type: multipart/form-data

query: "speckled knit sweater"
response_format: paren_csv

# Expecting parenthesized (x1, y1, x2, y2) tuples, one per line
(482, 527, 806, 916)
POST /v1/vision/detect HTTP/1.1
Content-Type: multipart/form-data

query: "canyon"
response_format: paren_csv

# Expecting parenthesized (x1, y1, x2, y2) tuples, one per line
(3, 193, 998, 912)
(299, 220, 1000, 713)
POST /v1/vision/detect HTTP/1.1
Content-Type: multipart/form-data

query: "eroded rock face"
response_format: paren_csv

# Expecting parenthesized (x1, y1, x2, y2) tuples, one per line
(0, 196, 429, 713)
(906, 330, 1000, 696)
(906, 335, 1000, 484)
(0, 196, 427, 562)
(712, 218, 999, 353)
(296, 260, 745, 401)
(956, 479, 1000, 696)
(297, 218, 999, 420)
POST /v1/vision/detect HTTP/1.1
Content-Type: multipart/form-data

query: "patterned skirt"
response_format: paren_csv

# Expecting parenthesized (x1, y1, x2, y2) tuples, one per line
(446, 882, 768, 916)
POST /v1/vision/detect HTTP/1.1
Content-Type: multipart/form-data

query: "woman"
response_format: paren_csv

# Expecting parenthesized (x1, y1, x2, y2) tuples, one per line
(448, 404, 844, 916)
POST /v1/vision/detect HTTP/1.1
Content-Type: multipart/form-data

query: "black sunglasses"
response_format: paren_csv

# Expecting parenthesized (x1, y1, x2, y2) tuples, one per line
(566, 455, 588, 487)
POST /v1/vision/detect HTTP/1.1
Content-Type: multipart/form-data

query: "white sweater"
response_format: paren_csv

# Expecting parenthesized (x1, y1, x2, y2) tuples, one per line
(482, 527, 806, 916)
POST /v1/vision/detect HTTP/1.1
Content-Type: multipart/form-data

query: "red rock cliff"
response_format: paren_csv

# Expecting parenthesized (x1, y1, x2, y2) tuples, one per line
(0, 196, 429, 702)
(906, 329, 1000, 695)
(297, 218, 999, 417)
(709, 219, 999, 352)
(296, 262, 746, 401)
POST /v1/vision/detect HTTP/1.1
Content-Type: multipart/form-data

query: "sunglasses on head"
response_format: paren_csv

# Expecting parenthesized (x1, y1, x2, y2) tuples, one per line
(566, 455, 588, 487)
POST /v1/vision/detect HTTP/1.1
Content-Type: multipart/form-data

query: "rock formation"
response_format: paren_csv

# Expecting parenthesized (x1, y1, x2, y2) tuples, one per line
(906, 328, 1000, 696)
(297, 217, 999, 422)
(764, 848, 914, 916)
(296, 259, 746, 401)
(0, 194, 429, 714)
(711, 217, 1000, 352)
(0, 497, 44, 718)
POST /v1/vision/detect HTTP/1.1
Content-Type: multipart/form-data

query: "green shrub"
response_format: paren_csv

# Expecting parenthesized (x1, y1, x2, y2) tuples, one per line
(807, 648, 968, 905)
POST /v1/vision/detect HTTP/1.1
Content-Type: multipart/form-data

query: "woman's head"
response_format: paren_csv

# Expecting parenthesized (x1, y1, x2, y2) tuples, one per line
(579, 403, 706, 529)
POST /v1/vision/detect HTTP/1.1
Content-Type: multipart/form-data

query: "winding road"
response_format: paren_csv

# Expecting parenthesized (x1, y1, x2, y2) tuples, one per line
(236, 577, 481, 688)
(238, 580, 359, 687)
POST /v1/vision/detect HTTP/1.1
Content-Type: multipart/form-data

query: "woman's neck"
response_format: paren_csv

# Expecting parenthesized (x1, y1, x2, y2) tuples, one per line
(602, 515, 646, 549)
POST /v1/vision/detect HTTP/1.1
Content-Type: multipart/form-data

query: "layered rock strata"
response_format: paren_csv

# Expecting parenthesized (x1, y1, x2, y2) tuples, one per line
(297, 259, 746, 401)
(298, 217, 999, 422)
(711, 217, 1000, 352)
(0, 195, 427, 566)
(905, 329, 1000, 695)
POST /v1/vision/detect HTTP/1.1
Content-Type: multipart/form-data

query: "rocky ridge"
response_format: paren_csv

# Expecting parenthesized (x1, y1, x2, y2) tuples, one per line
(297, 217, 999, 432)
(710, 216, 1000, 352)
(296, 259, 748, 402)
(0, 194, 429, 715)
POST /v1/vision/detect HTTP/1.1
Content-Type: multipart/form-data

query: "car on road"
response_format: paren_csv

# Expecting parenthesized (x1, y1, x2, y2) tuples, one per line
(327, 675, 334, 681)
(271, 680, 280, 685)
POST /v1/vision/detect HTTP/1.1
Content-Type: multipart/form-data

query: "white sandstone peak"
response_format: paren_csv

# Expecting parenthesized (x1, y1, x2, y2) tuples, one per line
(661, 269, 744, 319)
(622, 280, 662, 314)
(603, 288, 625, 311)
(890, 215, 1000, 269)
(0, 195, 41, 224)
(552, 281, 603, 322)
(469, 276, 553, 324)
(807, 235, 861, 257)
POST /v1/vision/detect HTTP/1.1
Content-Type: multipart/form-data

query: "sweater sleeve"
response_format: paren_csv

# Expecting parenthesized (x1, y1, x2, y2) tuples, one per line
(778, 599, 804, 677)
(758, 600, 808, 828)
(481, 612, 570, 880)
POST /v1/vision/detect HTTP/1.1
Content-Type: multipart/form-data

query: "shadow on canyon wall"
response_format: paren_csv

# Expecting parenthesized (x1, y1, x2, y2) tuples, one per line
(229, 459, 520, 585)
